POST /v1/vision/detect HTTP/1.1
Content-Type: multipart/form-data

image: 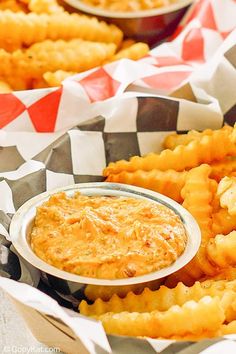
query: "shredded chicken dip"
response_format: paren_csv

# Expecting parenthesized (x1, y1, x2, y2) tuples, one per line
(30, 192, 187, 279)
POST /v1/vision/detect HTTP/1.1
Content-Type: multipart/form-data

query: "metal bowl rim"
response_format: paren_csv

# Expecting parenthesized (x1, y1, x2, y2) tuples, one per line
(63, 0, 194, 19)
(10, 182, 201, 286)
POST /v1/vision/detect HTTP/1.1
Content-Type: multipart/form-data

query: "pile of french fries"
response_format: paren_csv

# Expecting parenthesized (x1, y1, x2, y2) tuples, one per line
(79, 125, 236, 340)
(0, 0, 149, 92)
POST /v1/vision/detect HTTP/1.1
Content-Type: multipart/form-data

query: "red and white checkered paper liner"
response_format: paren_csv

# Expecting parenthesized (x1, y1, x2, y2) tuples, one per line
(1, 0, 236, 133)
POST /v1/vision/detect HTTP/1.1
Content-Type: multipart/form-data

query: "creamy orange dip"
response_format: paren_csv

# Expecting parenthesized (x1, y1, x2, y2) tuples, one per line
(30, 192, 187, 279)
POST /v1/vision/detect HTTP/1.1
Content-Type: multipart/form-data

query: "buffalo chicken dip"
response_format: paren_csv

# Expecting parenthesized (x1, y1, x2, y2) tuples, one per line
(30, 192, 187, 279)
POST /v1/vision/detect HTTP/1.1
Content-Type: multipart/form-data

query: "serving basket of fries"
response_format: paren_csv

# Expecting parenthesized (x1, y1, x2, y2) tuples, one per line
(1, 0, 236, 354)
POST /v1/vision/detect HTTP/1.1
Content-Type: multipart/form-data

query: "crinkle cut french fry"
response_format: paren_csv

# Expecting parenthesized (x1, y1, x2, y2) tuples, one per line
(84, 280, 161, 302)
(217, 176, 236, 215)
(28, 0, 64, 13)
(179, 165, 215, 277)
(220, 320, 236, 335)
(173, 293, 236, 339)
(0, 10, 123, 50)
(31, 77, 48, 89)
(80, 280, 236, 317)
(210, 179, 220, 213)
(1, 75, 31, 90)
(163, 129, 213, 150)
(170, 320, 236, 342)
(169, 331, 220, 340)
(201, 267, 236, 282)
(207, 231, 236, 268)
(212, 209, 236, 235)
(210, 158, 236, 182)
(106, 169, 188, 202)
(0, 0, 27, 12)
(119, 39, 135, 50)
(0, 40, 117, 82)
(103, 127, 236, 176)
(219, 290, 236, 323)
(93, 296, 225, 338)
(174, 319, 236, 339)
(109, 42, 149, 62)
(165, 165, 215, 287)
(163, 126, 233, 150)
(43, 70, 76, 87)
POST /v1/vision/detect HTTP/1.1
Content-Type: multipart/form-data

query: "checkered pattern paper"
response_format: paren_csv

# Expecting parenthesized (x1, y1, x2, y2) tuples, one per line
(0, 0, 236, 352)
(0, 0, 236, 133)
(0, 93, 235, 353)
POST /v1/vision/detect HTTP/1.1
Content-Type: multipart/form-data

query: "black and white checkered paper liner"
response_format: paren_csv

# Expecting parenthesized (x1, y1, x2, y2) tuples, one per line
(0, 90, 236, 353)
(2, 36, 236, 353)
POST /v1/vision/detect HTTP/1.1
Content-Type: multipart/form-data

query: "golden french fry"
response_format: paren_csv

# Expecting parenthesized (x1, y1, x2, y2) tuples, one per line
(106, 169, 188, 202)
(43, 70, 76, 87)
(201, 267, 236, 282)
(0, 0, 27, 12)
(103, 127, 236, 176)
(165, 165, 215, 287)
(119, 39, 136, 50)
(212, 209, 236, 235)
(175, 318, 236, 338)
(0, 40, 116, 83)
(210, 158, 236, 182)
(207, 231, 236, 268)
(31, 77, 48, 89)
(169, 331, 221, 340)
(173, 293, 236, 338)
(217, 176, 236, 215)
(0, 80, 12, 93)
(109, 42, 149, 62)
(80, 280, 236, 317)
(93, 296, 225, 338)
(163, 129, 213, 150)
(210, 179, 220, 213)
(84, 280, 161, 302)
(0, 10, 123, 50)
(163, 126, 233, 151)
(219, 290, 236, 323)
(220, 320, 236, 335)
(1, 75, 31, 90)
(179, 165, 215, 276)
(28, 0, 64, 13)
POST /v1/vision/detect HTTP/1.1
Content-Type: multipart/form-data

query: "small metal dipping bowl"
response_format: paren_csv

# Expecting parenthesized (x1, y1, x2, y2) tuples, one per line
(10, 183, 200, 304)
(62, 0, 194, 46)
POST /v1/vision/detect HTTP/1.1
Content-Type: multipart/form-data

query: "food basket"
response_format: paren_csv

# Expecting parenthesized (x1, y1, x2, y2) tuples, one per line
(1, 1, 236, 353)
